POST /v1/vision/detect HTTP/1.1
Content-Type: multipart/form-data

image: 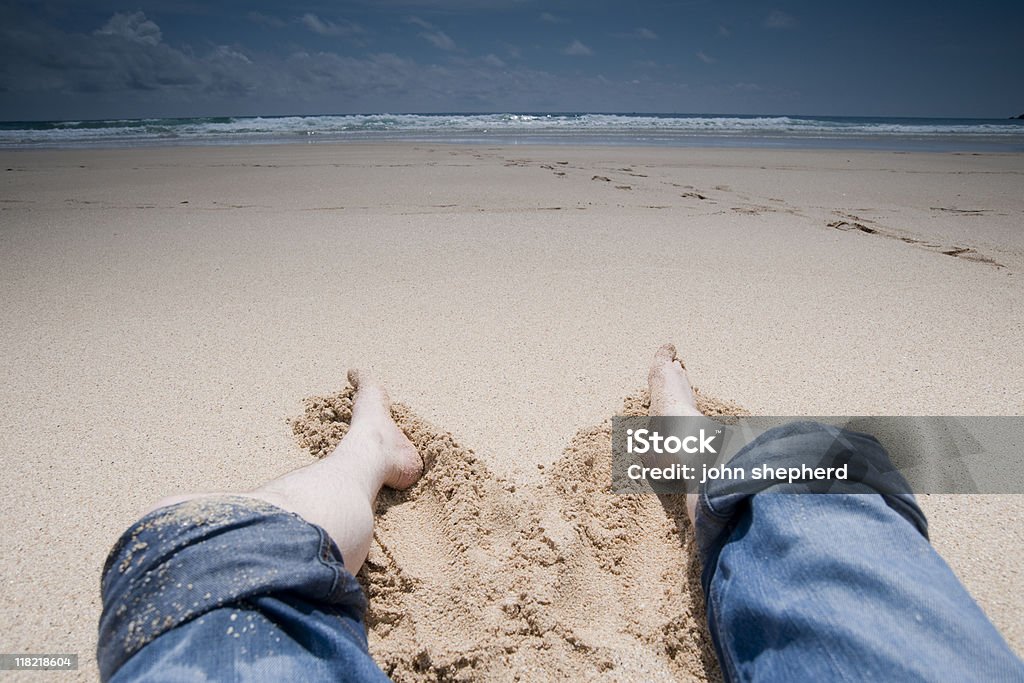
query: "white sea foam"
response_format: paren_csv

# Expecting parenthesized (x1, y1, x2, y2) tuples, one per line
(2, 113, 1022, 149)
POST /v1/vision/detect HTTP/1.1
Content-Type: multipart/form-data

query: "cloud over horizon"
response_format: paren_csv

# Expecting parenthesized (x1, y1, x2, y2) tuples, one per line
(764, 9, 796, 29)
(300, 13, 364, 38)
(562, 39, 593, 56)
(408, 16, 458, 51)
(95, 12, 162, 45)
(0, 0, 1020, 120)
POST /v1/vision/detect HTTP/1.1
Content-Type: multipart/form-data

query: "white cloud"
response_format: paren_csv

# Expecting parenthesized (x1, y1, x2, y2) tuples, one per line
(212, 45, 252, 64)
(563, 39, 592, 56)
(422, 30, 456, 50)
(408, 16, 457, 50)
(539, 12, 564, 23)
(614, 27, 658, 40)
(717, 25, 731, 38)
(95, 12, 162, 45)
(696, 50, 716, 64)
(300, 13, 364, 38)
(764, 10, 796, 29)
(247, 12, 287, 28)
(0, 8, 710, 119)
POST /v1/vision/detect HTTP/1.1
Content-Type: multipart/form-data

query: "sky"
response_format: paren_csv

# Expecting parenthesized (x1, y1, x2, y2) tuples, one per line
(1, 0, 1021, 121)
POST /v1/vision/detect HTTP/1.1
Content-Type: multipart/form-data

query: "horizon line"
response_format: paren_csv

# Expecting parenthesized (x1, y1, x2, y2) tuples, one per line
(3, 111, 1024, 126)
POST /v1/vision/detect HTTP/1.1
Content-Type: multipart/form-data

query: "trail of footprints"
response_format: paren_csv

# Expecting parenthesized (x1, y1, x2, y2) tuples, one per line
(827, 211, 1005, 268)
(23, 148, 1008, 271)
(477, 150, 1009, 270)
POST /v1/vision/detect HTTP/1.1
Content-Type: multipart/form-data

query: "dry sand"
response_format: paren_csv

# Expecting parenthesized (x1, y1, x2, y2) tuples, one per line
(292, 382, 745, 681)
(0, 143, 1022, 679)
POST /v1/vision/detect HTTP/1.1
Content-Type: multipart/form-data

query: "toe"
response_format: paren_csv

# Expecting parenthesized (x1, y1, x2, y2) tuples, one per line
(654, 343, 677, 365)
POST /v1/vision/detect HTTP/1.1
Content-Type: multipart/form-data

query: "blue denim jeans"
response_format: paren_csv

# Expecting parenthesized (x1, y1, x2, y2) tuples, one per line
(695, 421, 1024, 682)
(97, 497, 389, 681)
(98, 423, 1024, 681)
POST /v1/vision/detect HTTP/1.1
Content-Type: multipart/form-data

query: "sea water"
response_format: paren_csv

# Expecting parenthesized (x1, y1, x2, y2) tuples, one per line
(2, 113, 1022, 152)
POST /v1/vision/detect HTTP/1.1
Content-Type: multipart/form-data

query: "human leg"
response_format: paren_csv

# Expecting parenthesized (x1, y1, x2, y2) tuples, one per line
(647, 345, 1024, 681)
(98, 371, 422, 681)
(145, 370, 421, 575)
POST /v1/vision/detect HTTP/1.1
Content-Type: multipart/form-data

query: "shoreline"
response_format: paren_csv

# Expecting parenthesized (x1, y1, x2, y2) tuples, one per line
(4, 137, 1024, 154)
(4, 112, 1023, 154)
(4, 139, 1024, 158)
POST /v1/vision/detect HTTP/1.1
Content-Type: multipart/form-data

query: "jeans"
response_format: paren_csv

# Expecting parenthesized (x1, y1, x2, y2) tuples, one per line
(98, 423, 1024, 681)
(695, 421, 1024, 682)
(97, 497, 388, 682)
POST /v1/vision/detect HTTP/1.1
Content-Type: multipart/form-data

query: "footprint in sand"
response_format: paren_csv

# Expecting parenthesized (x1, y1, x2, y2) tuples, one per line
(290, 383, 746, 682)
(825, 215, 1005, 268)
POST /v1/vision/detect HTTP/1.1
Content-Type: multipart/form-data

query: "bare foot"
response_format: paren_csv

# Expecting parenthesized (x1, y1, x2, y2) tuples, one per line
(345, 369, 424, 490)
(647, 344, 703, 524)
(648, 344, 702, 417)
(142, 369, 423, 575)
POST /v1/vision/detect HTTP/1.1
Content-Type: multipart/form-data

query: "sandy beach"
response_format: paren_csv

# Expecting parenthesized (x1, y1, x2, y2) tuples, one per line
(1, 143, 1022, 679)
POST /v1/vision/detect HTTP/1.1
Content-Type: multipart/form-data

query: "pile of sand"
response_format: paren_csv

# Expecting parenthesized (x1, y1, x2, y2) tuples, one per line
(291, 386, 747, 682)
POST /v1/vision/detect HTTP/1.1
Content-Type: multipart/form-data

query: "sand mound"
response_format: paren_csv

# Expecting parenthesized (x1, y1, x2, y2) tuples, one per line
(290, 385, 748, 682)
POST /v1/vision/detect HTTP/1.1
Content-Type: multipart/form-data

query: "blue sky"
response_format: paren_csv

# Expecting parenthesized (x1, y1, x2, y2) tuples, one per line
(1, 0, 1021, 120)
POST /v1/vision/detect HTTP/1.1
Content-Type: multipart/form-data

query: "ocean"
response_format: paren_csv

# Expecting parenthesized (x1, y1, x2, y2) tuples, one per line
(2, 113, 1023, 152)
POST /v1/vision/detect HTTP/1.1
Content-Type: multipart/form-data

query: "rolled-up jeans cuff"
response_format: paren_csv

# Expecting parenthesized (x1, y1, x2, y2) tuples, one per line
(97, 496, 368, 680)
(692, 420, 930, 597)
